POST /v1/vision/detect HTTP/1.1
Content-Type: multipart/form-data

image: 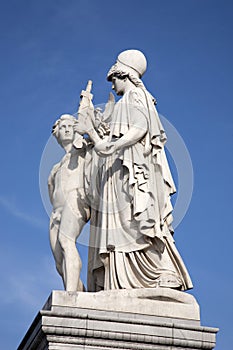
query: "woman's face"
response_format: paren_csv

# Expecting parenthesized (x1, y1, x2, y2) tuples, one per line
(111, 76, 126, 96)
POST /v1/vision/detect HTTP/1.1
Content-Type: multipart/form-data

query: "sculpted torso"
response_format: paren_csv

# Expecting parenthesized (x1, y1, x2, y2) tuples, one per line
(50, 150, 85, 212)
(48, 115, 89, 292)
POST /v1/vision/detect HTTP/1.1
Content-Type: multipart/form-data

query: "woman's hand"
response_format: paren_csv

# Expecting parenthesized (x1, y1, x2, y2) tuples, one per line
(74, 110, 94, 135)
(95, 141, 116, 157)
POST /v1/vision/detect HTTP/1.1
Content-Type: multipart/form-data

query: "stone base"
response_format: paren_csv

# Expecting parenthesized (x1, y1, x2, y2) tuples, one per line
(18, 289, 218, 350)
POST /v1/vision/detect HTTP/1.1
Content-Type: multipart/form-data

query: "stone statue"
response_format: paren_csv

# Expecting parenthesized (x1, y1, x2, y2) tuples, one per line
(18, 51, 218, 350)
(76, 49, 193, 292)
(48, 114, 90, 292)
(48, 50, 193, 294)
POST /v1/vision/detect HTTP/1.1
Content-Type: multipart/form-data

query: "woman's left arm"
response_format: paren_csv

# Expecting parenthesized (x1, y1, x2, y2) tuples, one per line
(95, 90, 148, 156)
(96, 108, 147, 156)
(114, 124, 146, 150)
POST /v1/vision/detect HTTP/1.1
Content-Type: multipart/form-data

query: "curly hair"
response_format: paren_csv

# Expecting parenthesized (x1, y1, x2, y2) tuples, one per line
(52, 114, 76, 145)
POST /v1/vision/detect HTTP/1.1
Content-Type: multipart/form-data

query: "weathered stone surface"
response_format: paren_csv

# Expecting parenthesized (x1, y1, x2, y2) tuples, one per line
(18, 291, 218, 350)
(44, 288, 200, 322)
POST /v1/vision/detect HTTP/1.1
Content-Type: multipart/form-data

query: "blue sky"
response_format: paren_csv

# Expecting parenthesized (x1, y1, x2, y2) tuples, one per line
(0, 1, 232, 349)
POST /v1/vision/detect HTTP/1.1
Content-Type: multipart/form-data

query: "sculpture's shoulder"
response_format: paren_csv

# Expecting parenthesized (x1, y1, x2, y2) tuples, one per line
(126, 88, 156, 108)
(126, 88, 147, 108)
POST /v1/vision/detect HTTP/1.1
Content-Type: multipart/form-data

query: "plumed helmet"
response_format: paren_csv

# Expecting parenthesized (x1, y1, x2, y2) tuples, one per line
(107, 49, 147, 81)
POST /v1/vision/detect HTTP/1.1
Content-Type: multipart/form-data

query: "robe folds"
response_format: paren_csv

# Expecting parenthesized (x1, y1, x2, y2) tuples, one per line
(86, 87, 193, 292)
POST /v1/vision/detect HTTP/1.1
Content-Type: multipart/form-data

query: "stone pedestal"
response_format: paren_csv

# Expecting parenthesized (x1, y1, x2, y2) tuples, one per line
(18, 289, 218, 350)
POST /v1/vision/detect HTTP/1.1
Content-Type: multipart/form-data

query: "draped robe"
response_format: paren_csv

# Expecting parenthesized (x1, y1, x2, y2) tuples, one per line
(86, 87, 193, 291)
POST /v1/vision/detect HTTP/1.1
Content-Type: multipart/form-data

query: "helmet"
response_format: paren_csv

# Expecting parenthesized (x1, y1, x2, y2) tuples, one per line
(117, 49, 147, 77)
(107, 49, 147, 81)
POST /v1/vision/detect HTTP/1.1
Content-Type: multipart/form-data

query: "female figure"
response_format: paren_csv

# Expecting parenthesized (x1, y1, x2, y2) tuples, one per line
(87, 50, 193, 292)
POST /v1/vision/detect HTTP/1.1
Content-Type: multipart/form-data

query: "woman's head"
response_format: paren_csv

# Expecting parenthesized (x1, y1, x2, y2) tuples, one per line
(107, 49, 147, 91)
(107, 50, 156, 104)
(107, 49, 147, 81)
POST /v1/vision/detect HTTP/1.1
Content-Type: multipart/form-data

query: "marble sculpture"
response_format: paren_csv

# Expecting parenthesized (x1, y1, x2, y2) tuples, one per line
(48, 49, 193, 293)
